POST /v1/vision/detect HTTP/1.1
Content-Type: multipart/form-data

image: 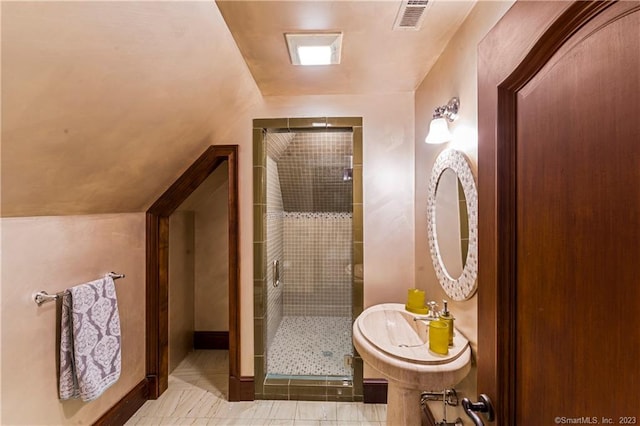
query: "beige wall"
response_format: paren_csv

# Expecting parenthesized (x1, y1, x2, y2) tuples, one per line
(0, 213, 146, 425)
(1, 1, 261, 217)
(414, 0, 514, 417)
(168, 163, 230, 371)
(168, 211, 195, 372)
(217, 111, 254, 378)
(193, 164, 229, 332)
(254, 93, 416, 377)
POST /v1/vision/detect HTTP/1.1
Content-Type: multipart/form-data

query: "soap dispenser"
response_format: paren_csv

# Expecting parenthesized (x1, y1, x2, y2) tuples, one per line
(440, 300, 455, 346)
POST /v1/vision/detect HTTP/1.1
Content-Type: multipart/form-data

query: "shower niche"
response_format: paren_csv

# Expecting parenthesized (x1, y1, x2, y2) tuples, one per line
(253, 117, 364, 401)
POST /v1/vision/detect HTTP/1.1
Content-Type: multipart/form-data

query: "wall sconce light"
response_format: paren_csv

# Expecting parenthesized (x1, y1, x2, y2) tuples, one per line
(425, 97, 460, 144)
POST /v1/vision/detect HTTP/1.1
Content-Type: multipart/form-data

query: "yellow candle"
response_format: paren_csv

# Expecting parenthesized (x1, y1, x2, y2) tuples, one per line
(429, 320, 449, 355)
(407, 288, 425, 309)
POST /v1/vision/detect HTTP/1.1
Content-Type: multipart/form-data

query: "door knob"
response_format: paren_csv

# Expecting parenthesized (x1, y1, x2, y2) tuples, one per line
(461, 394, 495, 426)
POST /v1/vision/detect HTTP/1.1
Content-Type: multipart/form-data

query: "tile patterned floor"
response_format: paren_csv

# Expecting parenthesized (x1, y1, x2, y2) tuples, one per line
(126, 350, 386, 426)
(267, 316, 353, 377)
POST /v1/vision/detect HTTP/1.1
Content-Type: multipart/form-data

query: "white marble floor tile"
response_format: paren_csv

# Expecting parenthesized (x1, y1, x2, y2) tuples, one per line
(171, 389, 210, 417)
(131, 400, 158, 419)
(360, 404, 386, 422)
(292, 421, 321, 426)
(123, 416, 140, 425)
(206, 418, 253, 425)
(373, 404, 387, 422)
(196, 373, 229, 397)
(174, 389, 220, 417)
(128, 350, 386, 426)
(253, 400, 275, 419)
(249, 419, 273, 426)
(184, 391, 223, 418)
(130, 416, 203, 425)
(295, 402, 337, 421)
(213, 400, 258, 419)
(321, 422, 362, 426)
(267, 420, 295, 426)
(128, 416, 161, 425)
(266, 401, 299, 420)
(152, 389, 186, 417)
(336, 402, 361, 422)
(169, 375, 203, 391)
(160, 417, 200, 425)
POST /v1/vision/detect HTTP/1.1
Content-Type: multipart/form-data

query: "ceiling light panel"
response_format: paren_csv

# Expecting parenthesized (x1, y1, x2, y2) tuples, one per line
(285, 33, 343, 66)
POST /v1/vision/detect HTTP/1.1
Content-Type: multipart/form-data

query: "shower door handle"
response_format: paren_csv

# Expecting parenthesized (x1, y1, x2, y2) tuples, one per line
(272, 260, 280, 288)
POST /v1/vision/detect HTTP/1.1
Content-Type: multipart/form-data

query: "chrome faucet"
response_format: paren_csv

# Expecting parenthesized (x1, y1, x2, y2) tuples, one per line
(413, 301, 440, 321)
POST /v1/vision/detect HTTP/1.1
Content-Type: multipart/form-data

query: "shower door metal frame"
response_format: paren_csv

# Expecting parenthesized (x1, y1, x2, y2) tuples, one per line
(252, 117, 364, 401)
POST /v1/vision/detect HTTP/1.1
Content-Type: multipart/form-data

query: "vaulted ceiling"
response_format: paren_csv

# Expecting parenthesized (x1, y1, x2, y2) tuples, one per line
(2, 1, 476, 217)
(2, 2, 261, 216)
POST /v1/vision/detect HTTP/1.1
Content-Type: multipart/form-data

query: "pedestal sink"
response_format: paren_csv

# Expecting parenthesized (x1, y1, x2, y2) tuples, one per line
(353, 303, 471, 426)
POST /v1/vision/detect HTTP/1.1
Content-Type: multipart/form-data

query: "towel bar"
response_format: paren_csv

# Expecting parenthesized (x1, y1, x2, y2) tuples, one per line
(33, 272, 125, 306)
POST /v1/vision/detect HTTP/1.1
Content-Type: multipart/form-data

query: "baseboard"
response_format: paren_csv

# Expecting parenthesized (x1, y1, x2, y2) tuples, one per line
(194, 331, 229, 350)
(146, 374, 159, 400)
(93, 379, 148, 426)
(363, 379, 387, 404)
(229, 375, 255, 401)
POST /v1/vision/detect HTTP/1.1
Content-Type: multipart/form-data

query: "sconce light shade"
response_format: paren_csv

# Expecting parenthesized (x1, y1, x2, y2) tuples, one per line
(425, 117, 453, 144)
(425, 97, 460, 144)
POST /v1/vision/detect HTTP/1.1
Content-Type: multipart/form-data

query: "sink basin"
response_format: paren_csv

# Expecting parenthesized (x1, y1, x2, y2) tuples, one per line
(353, 303, 471, 426)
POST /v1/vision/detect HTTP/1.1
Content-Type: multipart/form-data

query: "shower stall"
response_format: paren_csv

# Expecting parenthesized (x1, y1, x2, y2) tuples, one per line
(253, 118, 364, 401)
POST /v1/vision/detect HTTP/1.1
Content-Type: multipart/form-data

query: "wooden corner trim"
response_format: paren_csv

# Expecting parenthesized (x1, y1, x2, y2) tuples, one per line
(229, 376, 255, 402)
(146, 145, 240, 401)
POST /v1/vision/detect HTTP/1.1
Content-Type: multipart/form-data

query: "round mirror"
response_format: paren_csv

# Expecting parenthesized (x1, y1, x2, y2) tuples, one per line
(427, 149, 478, 301)
(434, 168, 467, 279)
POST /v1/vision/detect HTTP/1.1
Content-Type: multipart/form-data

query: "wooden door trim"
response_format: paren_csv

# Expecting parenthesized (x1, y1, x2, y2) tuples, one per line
(478, 1, 621, 423)
(145, 145, 240, 400)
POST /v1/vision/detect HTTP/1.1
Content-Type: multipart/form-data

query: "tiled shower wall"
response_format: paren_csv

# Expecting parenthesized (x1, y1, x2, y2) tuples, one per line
(268, 131, 353, 317)
(266, 155, 284, 352)
(265, 132, 295, 353)
(277, 132, 353, 213)
(283, 212, 352, 316)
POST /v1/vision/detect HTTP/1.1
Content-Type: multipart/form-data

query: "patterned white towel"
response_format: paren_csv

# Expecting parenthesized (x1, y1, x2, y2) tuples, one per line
(59, 276, 121, 402)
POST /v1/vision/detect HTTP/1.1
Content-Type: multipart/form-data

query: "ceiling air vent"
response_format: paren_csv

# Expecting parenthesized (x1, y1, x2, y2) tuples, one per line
(393, 0, 430, 31)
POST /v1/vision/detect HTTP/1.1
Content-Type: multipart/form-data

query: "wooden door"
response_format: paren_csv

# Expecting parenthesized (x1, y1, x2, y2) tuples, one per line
(478, 2, 640, 424)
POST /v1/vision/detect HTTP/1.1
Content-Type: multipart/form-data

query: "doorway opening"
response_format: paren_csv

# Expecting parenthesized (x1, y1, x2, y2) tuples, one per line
(145, 145, 244, 400)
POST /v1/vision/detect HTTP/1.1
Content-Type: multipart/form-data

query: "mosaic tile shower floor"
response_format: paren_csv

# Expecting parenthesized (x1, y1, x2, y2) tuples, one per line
(267, 316, 353, 378)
